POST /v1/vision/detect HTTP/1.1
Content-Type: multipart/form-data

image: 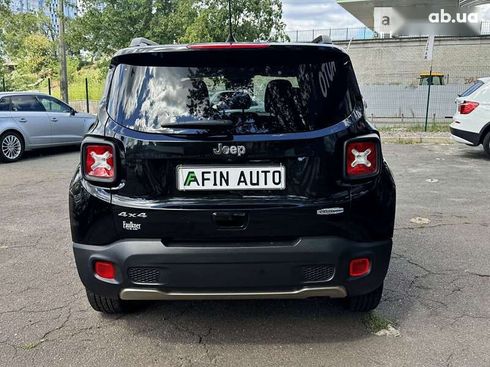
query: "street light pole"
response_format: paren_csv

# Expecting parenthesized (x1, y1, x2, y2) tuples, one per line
(58, 0, 69, 103)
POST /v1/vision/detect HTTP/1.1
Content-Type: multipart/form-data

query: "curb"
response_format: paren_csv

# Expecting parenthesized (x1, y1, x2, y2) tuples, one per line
(381, 136, 453, 144)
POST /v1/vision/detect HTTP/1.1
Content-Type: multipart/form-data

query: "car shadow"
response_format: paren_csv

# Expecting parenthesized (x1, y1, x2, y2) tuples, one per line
(20, 145, 80, 162)
(115, 281, 411, 345)
(458, 148, 489, 161)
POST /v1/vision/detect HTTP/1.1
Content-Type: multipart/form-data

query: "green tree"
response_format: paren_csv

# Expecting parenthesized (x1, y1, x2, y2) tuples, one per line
(0, 10, 53, 58)
(67, 0, 172, 57)
(9, 33, 58, 89)
(0, 3, 57, 90)
(67, 0, 286, 58)
(175, 0, 286, 43)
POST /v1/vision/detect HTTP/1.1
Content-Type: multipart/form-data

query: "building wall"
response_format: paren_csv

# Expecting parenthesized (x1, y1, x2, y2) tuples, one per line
(336, 36, 490, 86)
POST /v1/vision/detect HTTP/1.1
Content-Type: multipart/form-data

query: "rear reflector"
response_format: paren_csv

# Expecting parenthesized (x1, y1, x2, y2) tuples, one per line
(94, 261, 116, 280)
(458, 101, 479, 114)
(188, 43, 270, 50)
(345, 140, 379, 178)
(349, 258, 371, 277)
(84, 144, 115, 180)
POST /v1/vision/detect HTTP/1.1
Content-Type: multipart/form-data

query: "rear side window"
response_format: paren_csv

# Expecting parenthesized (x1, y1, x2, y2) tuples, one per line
(37, 96, 71, 113)
(107, 50, 361, 134)
(0, 97, 10, 111)
(460, 81, 484, 97)
(11, 96, 45, 112)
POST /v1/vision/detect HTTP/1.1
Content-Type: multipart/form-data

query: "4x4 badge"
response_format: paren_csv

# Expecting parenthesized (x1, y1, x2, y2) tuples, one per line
(118, 212, 147, 218)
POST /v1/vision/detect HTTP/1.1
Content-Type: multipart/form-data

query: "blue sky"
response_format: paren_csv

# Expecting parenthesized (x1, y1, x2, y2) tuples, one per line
(282, 0, 363, 31)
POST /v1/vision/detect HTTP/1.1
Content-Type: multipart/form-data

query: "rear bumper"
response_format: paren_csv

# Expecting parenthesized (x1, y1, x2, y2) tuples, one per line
(73, 237, 392, 300)
(450, 126, 480, 146)
(119, 286, 347, 300)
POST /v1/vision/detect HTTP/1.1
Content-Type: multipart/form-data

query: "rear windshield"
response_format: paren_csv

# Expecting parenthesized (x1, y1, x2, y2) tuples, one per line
(107, 50, 361, 134)
(460, 80, 484, 97)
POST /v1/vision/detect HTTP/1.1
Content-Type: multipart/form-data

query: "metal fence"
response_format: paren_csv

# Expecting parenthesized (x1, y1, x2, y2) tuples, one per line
(286, 21, 490, 42)
(1, 76, 100, 114)
(361, 85, 466, 124)
(286, 27, 376, 42)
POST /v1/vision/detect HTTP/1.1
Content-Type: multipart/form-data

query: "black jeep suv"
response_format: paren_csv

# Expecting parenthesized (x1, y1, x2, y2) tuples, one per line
(69, 39, 396, 314)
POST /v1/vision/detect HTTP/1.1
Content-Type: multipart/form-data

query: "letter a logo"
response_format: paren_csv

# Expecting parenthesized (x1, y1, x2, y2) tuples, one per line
(184, 171, 199, 186)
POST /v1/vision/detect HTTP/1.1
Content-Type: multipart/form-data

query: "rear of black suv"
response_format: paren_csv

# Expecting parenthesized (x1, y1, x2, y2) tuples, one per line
(69, 41, 396, 314)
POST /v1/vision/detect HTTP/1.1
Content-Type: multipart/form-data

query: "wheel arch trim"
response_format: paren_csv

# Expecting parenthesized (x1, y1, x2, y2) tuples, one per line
(478, 121, 490, 144)
(0, 127, 30, 150)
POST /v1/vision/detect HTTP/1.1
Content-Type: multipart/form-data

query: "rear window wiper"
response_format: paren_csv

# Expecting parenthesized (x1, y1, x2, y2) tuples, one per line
(160, 119, 234, 128)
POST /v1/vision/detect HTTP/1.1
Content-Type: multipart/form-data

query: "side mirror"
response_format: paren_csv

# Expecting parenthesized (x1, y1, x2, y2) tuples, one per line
(70, 108, 77, 116)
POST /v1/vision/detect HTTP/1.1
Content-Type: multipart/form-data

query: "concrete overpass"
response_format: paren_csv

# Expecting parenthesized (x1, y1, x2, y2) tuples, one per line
(337, 0, 484, 36)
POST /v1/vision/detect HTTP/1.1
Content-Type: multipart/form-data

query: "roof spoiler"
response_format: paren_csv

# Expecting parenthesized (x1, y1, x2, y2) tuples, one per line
(129, 37, 158, 47)
(312, 35, 332, 45)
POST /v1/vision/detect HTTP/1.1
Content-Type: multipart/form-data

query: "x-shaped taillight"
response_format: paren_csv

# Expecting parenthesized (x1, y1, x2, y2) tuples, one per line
(89, 151, 113, 172)
(346, 140, 378, 178)
(351, 148, 372, 168)
(84, 144, 115, 181)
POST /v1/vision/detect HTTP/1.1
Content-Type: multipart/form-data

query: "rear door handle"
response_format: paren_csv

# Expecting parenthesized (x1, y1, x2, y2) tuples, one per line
(51, 117, 58, 122)
(19, 118, 27, 123)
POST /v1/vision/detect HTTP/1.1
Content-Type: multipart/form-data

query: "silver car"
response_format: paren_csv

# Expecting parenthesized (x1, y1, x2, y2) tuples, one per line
(0, 92, 96, 162)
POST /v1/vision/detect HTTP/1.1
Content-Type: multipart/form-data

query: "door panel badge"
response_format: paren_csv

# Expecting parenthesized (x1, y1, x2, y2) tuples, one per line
(317, 207, 344, 216)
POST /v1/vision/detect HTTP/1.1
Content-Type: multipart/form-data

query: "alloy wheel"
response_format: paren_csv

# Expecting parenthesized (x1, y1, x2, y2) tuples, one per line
(1, 134, 22, 160)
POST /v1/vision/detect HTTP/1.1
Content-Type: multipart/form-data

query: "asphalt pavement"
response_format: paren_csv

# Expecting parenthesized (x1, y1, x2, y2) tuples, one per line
(0, 143, 489, 367)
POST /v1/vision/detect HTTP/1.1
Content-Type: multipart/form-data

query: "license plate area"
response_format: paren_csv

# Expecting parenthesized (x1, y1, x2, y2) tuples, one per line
(177, 165, 286, 191)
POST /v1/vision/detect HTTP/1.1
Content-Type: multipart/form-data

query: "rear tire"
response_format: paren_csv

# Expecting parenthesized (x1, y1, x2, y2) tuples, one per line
(0, 131, 24, 163)
(86, 290, 130, 314)
(345, 284, 383, 312)
(483, 131, 490, 156)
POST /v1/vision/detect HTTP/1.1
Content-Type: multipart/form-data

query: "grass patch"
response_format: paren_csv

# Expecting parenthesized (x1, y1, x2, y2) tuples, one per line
(37, 79, 104, 102)
(32, 66, 106, 102)
(21, 340, 43, 350)
(377, 123, 450, 133)
(362, 312, 394, 333)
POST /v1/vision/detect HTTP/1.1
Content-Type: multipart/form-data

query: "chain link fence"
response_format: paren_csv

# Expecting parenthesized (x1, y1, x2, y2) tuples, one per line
(286, 27, 376, 42)
(286, 21, 490, 42)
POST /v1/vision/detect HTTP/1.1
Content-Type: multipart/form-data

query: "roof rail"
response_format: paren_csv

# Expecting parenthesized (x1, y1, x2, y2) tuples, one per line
(129, 37, 158, 47)
(312, 35, 332, 45)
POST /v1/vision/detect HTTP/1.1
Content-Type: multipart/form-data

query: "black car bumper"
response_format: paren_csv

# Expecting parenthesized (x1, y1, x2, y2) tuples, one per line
(73, 236, 392, 300)
(450, 126, 480, 145)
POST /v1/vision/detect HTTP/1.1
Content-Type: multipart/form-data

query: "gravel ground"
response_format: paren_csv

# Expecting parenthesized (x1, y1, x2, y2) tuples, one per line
(0, 143, 489, 367)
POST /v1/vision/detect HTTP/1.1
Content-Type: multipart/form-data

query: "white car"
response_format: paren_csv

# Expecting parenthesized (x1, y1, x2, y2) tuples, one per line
(450, 78, 490, 156)
(0, 92, 96, 162)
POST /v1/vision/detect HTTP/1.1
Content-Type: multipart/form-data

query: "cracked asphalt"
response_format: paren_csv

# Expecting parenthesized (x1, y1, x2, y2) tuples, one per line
(0, 143, 489, 367)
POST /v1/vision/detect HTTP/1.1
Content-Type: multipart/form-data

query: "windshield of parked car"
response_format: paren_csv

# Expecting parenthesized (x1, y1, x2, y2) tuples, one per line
(107, 50, 361, 134)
